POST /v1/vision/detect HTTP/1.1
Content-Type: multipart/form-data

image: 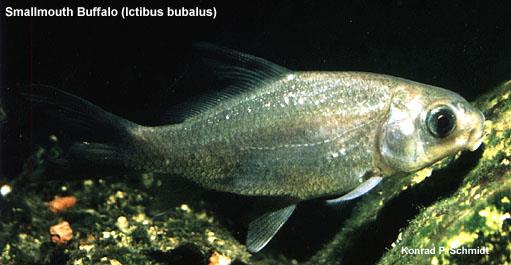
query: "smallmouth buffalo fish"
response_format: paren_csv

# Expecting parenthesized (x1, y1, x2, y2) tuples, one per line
(22, 43, 485, 252)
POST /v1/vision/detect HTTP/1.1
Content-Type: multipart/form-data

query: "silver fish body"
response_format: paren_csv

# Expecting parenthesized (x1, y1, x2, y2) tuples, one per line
(126, 69, 484, 201)
(131, 72, 393, 200)
(23, 44, 485, 252)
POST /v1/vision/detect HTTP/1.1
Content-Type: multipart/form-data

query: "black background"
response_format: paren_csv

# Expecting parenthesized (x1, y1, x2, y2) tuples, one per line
(3, 0, 511, 176)
(1, 0, 510, 261)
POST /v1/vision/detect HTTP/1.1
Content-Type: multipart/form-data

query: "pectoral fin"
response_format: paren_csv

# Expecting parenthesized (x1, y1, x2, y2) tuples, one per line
(246, 204, 296, 253)
(326, 176, 383, 205)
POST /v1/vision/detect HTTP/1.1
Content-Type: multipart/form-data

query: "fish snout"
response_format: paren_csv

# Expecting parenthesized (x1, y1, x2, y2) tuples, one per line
(466, 111, 485, 151)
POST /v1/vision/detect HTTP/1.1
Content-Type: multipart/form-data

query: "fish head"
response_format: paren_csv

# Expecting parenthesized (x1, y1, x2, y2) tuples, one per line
(377, 81, 485, 173)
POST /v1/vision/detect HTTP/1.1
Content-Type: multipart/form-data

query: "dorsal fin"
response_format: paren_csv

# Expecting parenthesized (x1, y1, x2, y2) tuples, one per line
(161, 43, 289, 123)
(161, 89, 238, 123)
(193, 42, 289, 88)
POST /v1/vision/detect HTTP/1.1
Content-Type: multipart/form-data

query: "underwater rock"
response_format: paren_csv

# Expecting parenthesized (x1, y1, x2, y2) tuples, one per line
(0, 81, 509, 265)
(50, 221, 73, 245)
(48, 196, 78, 213)
(209, 251, 232, 265)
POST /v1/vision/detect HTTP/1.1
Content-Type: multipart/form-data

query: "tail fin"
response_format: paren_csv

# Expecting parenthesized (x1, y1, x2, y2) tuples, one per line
(20, 84, 139, 173)
(65, 142, 127, 174)
(20, 84, 137, 143)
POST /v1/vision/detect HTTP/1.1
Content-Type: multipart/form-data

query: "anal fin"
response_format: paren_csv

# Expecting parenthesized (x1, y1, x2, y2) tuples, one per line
(246, 204, 296, 253)
(326, 176, 383, 205)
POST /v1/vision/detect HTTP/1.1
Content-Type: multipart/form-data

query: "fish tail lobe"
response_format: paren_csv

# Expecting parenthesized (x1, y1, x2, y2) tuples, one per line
(20, 84, 137, 141)
(20, 84, 139, 173)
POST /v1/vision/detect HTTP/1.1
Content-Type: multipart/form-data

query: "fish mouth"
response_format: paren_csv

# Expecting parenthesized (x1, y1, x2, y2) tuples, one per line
(466, 123, 484, 151)
(465, 110, 485, 152)
(467, 136, 484, 151)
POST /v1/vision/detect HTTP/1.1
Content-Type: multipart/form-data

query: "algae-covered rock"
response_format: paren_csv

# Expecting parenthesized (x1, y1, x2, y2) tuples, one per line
(308, 82, 511, 265)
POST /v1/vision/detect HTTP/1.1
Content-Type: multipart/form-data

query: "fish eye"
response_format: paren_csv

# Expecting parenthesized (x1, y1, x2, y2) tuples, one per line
(426, 105, 456, 138)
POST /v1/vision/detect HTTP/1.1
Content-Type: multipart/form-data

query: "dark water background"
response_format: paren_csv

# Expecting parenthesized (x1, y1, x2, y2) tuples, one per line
(3, 0, 511, 177)
(1, 0, 510, 263)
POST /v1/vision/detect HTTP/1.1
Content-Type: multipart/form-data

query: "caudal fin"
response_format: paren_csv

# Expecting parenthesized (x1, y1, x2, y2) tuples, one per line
(20, 84, 139, 172)
(21, 84, 137, 142)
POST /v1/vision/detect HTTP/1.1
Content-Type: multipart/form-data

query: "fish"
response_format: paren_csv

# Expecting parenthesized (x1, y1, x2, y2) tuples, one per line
(21, 43, 485, 252)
